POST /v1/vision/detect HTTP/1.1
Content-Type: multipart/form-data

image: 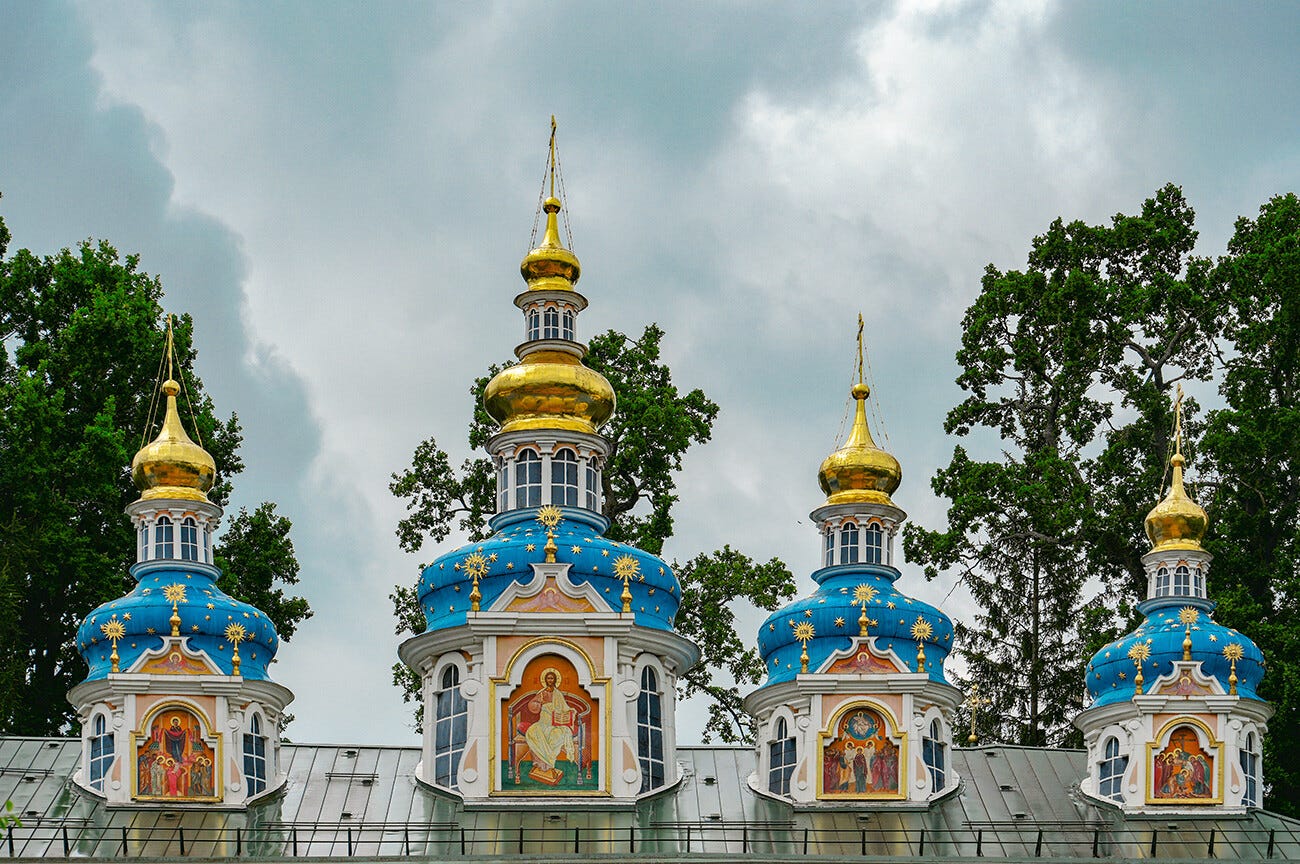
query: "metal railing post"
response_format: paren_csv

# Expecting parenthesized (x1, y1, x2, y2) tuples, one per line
(1207, 828, 1215, 858)
(404, 828, 410, 856)
(919, 828, 926, 856)
(1267, 829, 1276, 859)
(1035, 829, 1043, 857)
(292, 827, 298, 857)
(177, 826, 185, 857)
(1149, 829, 1158, 857)
(346, 826, 353, 857)
(860, 828, 867, 856)
(628, 825, 634, 854)
(573, 827, 580, 854)
(460, 826, 466, 856)
(7, 826, 14, 857)
(686, 825, 691, 853)
(518, 825, 524, 854)
(121, 826, 128, 856)
(61, 826, 70, 857)
(1092, 828, 1100, 858)
(742, 825, 748, 854)
(803, 827, 809, 855)
(976, 828, 983, 857)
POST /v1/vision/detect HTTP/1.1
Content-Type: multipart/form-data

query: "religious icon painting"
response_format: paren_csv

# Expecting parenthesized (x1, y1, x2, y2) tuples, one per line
(501, 653, 600, 793)
(1151, 724, 1216, 802)
(819, 704, 902, 799)
(134, 706, 218, 801)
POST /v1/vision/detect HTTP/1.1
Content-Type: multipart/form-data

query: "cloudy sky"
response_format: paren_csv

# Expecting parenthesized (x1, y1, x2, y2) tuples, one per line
(3, 1, 1297, 746)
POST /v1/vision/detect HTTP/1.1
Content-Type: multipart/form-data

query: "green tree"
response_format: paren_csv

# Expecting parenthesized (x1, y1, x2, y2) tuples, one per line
(906, 185, 1216, 747)
(0, 214, 311, 734)
(390, 324, 794, 740)
(1201, 192, 1300, 816)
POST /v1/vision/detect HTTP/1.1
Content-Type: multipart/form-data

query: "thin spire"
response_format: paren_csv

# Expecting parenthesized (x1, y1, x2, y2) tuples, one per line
(856, 313, 865, 386)
(165, 314, 175, 382)
(549, 114, 557, 198)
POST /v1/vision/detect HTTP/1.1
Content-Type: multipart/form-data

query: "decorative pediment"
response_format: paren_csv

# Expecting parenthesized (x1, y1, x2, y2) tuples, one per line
(1149, 661, 1224, 698)
(492, 564, 609, 615)
(820, 638, 907, 675)
(130, 637, 221, 676)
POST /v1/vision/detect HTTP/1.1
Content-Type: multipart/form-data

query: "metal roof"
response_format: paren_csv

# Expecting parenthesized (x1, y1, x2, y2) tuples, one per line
(2, 737, 1297, 861)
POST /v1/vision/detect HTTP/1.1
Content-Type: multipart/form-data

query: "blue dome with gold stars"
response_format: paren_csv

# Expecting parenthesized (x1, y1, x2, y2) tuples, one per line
(756, 561, 954, 687)
(77, 560, 279, 681)
(1086, 597, 1265, 708)
(419, 506, 681, 631)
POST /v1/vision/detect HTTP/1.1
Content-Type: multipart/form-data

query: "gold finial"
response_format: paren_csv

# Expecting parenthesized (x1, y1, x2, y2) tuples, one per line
(225, 623, 247, 676)
(1223, 643, 1244, 695)
(614, 555, 639, 614)
(163, 584, 186, 636)
(1144, 384, 1208, 552)
(464, 553, 489, 612)
(1128, 640, 1152, 696)
(911, 618, 933, 673)
(1179, 607, 1199, 661)
(792, 621, 816, 673)
(963, 685, 991, 745)
(536, 507, 562, 564)
(852, 584, 877, 636)
(101, 617, 126, 673)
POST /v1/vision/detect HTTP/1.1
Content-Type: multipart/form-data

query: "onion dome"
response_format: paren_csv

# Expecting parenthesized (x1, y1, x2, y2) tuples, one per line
(131, 379, 216, 502)
(483, 193, 616, 436)
(520, 197, 581, 291)
(76, 562, 279, 681)
(818, 383, 901, 507)
(1144, 451, 1207, 551)
(1086, 609, 1264, 707)
(418, 507, 681, 632)
(757, 562, 954, 687)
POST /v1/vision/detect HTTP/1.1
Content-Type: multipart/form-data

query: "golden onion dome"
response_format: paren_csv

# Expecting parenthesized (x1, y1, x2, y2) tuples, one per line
(484, 352, 615, 436)
(1144, 451, 1207, 551)
(131, 379, 216, 502)
(520, 197, 581, 291)
(818, 383, 901, 507)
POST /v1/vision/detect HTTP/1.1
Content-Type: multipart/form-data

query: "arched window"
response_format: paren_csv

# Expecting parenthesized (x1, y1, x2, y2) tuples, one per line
(515, 450, 541, 508)
(139, 525, 149, 561)
(153, 516, 174, 560)
(840, 522, 860, 565)
(543, 307, 561, 339)
(551, 449, 579, 507)
(243, 714, 268, 796)
(434, 665, 468, 789)
(1193, 567, 1204, 597)
(1241, 732, 1259, 807)
(1174, 565, 1192, 596)
(767, 717, 797, 796)
(584, 459, 599, 511)
(864, 524, 883, 564)
(637, 666, 665, 793)
(562, 309, 575, 340)
(203, 527, 211, 563)
(527, 309, 541, 341)
(824, 527, 834, 567)
(88, 714, 114, 792)
(922, 718, 946, 792)
(1155, 567, 1171, 597)
(1098, 736, 1127, 802)
(180, 517, 199, 561)
(498, 461, 509, 512)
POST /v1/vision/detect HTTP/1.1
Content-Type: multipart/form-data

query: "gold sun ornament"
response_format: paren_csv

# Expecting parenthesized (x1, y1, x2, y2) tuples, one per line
(224, 622, 248, 676)
(851, 584, 878, 636)
(462, 551, 489, 612)
(1127, 639, 1152, 695)
(535, 505, 563, 528)
(614, 555, 639, 613)
(792, 621, 816, 673)
(911, 617, 933, 673)
(163, 584, 187, 636)
(100, 617, 126, 673)
(1223, 642, 1245, 695)
(1179, 606, 1200, 661)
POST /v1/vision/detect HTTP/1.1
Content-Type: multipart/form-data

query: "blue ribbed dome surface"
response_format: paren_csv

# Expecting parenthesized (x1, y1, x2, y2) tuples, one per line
(77, 561, 279, 681)
(419, 507, 680, 632)
(756, 562, 954, 687)
(1086, 598, 1265, 708)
